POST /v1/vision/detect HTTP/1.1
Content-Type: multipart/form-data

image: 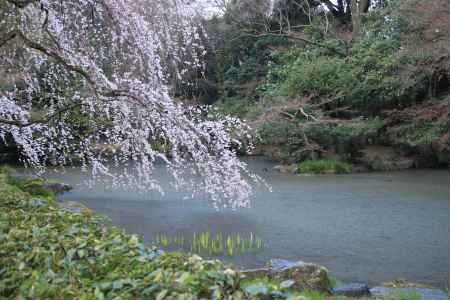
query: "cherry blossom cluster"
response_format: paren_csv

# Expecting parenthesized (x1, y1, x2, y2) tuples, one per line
(0, 0, 258, 208)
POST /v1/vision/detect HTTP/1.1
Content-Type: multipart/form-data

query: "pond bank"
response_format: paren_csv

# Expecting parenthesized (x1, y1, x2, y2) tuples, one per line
(0, 168, 258, 299)
(1, 167, 449, 299)
(39, 158, 450, 289)
(254, 144, 450, 175)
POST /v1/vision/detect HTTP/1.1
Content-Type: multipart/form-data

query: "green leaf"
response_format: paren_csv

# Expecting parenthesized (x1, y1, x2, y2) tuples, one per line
(177, 272, 192, 285)
(77, 249, 86, 258)
(142, 284, 159, 295)
(18, 262, 26, 271)
(128, 235, 139, 248)
(280, 279, 295, 289)
(156, 289, 168, 300)
(244, 282, 269, 296)
(112, 280, 123, 290)
(66, 248, 76, 261)
(99, 282, 112, 290)
(94, 287, 105, 300)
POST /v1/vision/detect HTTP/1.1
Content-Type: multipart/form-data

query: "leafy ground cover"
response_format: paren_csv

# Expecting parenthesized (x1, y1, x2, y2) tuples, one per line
(0, 168, 246, 299)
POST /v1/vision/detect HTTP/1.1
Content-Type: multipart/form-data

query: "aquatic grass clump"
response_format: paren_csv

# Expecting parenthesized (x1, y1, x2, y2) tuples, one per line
(298, 159, 352, 174)
(154, 231, 264, 257)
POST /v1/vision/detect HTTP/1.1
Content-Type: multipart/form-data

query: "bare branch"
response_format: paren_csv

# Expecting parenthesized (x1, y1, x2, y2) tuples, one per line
(231, 32, 347, 57)
(0, 102, 81, 127)
(0, 30, 18, 48)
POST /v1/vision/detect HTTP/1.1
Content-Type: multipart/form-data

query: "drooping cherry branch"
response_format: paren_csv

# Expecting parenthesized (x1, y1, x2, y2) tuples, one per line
(0, 0, 259, 208)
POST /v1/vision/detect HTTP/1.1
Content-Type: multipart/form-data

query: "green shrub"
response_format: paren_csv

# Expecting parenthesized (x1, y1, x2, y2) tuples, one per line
(238, 58, 266, 83)
(258, 121, 302, 146)
(303, 118, 384, 149)
(6, 177, 55, 200)
(256, 1, 429, 114)
(298, 159, 353, 174)
(388, 121, 447, 147)
(257, 118, 384, 163)
(269, 40, 425, 112)
(328, 275, 341, 288)
(279, 53, 350, 98)
(224, 66, 240, 83)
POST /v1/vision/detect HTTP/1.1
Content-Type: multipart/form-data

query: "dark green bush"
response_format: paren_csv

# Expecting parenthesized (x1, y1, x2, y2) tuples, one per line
(268, 38, 425, 113)
(258, 121, 302, 146)
(303, 118, 384, 146)
(258, 118, 384, 162)
(6, 175, 55, 200)
(258, 1, 430, 114)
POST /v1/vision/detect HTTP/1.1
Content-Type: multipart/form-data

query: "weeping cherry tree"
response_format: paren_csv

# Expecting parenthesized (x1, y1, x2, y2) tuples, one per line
(0, 0, 259, 209)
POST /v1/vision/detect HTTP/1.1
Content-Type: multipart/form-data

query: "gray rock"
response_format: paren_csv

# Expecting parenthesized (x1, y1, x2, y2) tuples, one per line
(395, 158, 415, 170)
(269, 259, 331, 293)
(42, 182, 73, 194)
(370, 287, 448, 300)
(270, 259, 307, 272)
(241, 259, 331, 293)
(332, 283, 370, 297)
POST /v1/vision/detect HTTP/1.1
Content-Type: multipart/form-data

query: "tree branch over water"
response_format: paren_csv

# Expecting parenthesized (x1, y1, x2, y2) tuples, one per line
(0, 0, 260, 208)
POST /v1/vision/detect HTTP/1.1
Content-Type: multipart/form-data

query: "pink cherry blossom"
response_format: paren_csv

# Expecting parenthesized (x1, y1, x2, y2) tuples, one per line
(0, 0, 260, 208)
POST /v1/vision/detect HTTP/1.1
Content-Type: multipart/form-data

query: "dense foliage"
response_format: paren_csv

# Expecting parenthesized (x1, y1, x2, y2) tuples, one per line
(204, 0, 450, 169)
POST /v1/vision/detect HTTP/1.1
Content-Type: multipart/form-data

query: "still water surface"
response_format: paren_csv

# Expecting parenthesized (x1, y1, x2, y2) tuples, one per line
(48, 158, 450, 287)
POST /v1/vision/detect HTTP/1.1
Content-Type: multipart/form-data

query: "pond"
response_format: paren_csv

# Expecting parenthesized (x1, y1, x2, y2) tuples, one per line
(48, 157, 450, 287)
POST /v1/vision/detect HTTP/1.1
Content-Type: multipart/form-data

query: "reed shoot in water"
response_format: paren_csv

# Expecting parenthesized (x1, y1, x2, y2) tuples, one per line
(153, 231, 264, 257)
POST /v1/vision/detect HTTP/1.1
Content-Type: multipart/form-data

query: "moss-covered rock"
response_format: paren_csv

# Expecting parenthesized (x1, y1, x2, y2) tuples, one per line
(270, 259, 331, 294)
(242, 259, 332, 294)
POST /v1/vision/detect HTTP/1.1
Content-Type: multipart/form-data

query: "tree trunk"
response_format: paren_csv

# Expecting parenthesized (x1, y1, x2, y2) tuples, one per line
(351, 0, 370, 38)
